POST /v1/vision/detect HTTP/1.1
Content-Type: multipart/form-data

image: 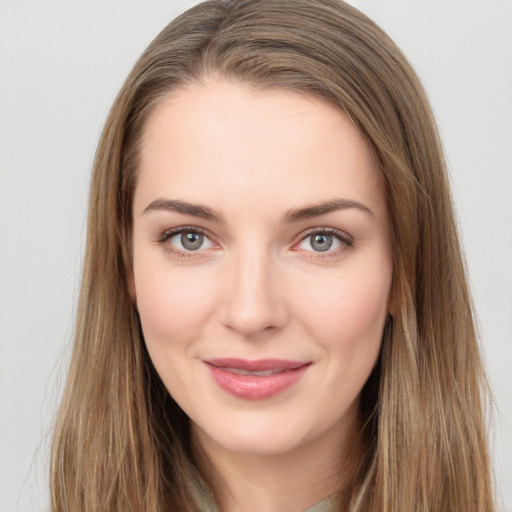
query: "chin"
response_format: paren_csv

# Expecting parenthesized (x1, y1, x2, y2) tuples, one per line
(191, 411, 322, 459)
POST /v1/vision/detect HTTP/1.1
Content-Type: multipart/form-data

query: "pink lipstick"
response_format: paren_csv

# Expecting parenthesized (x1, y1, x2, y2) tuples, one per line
(204, 358, 310, 400)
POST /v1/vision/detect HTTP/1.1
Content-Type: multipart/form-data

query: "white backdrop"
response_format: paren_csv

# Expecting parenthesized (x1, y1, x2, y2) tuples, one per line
(1, 1, 511, 511)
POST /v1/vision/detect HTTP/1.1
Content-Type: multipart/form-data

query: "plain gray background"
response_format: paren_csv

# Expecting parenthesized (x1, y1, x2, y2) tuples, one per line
(1, 1, 511, 511)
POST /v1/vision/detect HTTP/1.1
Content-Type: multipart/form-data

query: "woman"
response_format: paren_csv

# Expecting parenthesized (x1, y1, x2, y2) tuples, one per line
(50, 0, 495, 510)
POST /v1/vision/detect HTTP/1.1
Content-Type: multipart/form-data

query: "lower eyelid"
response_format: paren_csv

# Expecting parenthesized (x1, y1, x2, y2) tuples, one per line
(162, 246, 196, 258)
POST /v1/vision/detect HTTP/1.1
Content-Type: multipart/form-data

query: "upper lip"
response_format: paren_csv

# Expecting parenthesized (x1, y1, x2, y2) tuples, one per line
(205, 358, 309, 371)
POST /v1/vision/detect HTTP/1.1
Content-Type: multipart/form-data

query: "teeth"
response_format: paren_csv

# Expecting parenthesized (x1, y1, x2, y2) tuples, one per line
(220, 367, 285, 376)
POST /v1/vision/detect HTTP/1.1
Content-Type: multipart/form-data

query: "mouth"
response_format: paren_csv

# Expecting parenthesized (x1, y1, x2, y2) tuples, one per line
(204, 358, 311, 400)
(216, 367, 289, 376)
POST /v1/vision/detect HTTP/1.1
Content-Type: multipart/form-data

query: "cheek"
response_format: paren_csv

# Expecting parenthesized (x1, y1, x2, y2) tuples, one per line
(134, 261, 217, 346)
(297, 259, 391, 355)
(133, 262, 222, 400)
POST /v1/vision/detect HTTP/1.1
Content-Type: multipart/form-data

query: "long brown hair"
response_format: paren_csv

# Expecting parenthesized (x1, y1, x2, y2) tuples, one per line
(50, 1, 495, 510)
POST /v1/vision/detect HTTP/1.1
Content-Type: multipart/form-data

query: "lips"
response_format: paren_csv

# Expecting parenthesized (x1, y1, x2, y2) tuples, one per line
(216, 367, 286, 376)
(204, 358, 311, 400)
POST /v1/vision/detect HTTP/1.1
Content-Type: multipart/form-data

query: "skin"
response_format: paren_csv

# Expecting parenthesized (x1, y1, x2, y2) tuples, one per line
(129, 79, 393, 512)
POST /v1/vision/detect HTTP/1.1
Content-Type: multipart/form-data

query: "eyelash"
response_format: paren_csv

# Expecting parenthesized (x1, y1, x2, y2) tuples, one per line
(156, 226, 353, 259)
(156, 226, 215, 259)
(294, 227, 354, 259)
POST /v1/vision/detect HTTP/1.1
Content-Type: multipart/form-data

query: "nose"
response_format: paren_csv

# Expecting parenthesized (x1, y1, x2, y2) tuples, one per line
(220, 246, 289, 338)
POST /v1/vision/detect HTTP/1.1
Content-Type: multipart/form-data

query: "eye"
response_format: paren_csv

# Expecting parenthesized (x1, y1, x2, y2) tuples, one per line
(296, 228, 352, 254)
(159, 227, 215, 254)
(171, 231, 212, 251)
(305, 233, 338, 252)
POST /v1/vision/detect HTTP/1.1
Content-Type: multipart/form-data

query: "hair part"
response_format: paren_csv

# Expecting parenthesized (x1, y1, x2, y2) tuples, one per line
(51, 1, 495, 511)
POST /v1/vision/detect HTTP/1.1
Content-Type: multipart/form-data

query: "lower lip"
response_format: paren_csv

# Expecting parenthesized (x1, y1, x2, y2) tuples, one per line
(205, 363, 310, 400)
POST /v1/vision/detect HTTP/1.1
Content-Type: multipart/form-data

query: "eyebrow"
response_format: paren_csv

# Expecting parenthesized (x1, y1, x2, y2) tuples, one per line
(142, 197, 373, 223)
(281, 198, 374, 223)
(143, 199, 223, 222)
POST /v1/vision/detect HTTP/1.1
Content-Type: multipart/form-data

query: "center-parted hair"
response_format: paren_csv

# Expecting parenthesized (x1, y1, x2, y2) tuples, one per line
(50, 1, 495, 511)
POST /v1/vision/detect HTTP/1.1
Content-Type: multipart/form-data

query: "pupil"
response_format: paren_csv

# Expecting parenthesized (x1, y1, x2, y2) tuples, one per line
(311, 233, 332, 252)
(181, 232, 203, 250)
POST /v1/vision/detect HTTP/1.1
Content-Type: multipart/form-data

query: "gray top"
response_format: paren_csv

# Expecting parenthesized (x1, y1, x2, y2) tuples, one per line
(193, 479, 339, 512)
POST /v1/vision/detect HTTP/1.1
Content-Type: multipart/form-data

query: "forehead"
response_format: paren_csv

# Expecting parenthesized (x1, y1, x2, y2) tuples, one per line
(134, 79, 386, 218)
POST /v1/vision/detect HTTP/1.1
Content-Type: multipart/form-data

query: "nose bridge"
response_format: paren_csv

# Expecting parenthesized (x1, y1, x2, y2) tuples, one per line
(221, 241, 287, 336)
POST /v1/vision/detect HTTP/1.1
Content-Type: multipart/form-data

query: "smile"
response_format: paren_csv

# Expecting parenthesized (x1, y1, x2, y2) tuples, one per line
(204, 359, 311, 400)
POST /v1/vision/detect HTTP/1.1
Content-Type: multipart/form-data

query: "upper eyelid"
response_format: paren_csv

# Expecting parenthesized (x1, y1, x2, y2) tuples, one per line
(160, 225, 211, 240)
(297, 226, 353, 243)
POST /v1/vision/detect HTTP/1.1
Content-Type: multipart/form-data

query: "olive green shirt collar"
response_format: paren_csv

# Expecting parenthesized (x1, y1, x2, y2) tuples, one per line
(193, 478, 339, 512)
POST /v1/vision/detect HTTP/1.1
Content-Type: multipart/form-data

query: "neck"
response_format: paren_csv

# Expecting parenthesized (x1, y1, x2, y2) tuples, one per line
(191, 413, 361, 512)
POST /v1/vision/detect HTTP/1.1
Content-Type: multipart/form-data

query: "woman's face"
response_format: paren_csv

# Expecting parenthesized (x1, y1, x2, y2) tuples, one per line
(130, 79, 393, 458)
